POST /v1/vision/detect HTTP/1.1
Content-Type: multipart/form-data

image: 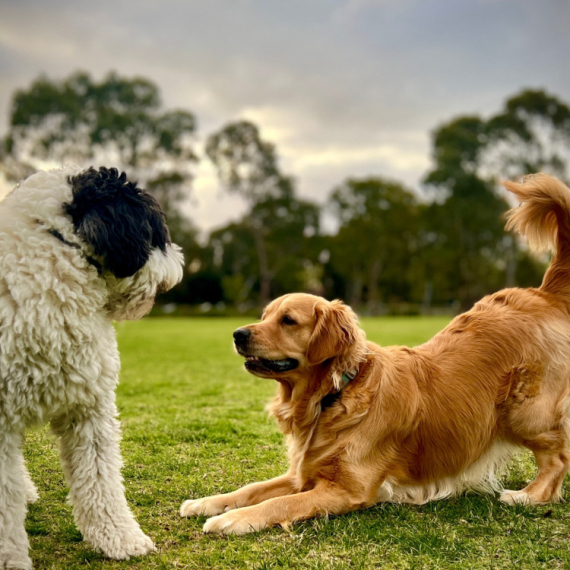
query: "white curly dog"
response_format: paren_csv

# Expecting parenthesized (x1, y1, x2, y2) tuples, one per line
(0, 166, 183, 569)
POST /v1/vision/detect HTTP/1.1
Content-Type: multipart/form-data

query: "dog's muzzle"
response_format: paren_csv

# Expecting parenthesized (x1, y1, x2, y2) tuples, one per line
(233, 328, 299, 374)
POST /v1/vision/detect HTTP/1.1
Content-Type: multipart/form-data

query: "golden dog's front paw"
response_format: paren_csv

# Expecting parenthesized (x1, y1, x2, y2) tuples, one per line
(500, 489, 533, 506)
(202, 509, 267, 535)
(180, 497, 228, 517)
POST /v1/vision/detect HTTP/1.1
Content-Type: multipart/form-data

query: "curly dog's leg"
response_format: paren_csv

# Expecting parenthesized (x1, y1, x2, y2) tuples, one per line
(0, 431, 32, 570)
(22, 462, 39, 505)
(51, 398, 155, 561)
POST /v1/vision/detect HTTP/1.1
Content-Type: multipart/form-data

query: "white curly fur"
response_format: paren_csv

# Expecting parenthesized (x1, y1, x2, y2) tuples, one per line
(0, 167, 184, 569)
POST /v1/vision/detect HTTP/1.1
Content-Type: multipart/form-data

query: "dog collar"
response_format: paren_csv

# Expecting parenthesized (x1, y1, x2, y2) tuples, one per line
(340, 369, 358, 388)
(47, 228, 103, 274)
(321, 367, 359, 411)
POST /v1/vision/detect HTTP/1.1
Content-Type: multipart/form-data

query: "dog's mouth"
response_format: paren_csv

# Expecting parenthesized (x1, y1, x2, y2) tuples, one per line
(243, 355, 299, 374)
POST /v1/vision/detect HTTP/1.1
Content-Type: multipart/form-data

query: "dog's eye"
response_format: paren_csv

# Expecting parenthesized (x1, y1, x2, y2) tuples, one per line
(282, 315, 297, 326)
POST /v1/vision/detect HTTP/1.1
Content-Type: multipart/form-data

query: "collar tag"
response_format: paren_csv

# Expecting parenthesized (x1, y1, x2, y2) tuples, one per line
(321, 368, 359, 412)
(340, 368, 358, 389)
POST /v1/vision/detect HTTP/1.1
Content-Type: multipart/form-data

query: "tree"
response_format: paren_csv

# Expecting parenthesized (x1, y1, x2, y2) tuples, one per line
(251, 189, 320, 298)
(205, 120, 282, 306)
(424, 116, 511, 309)
(480, 90, 570, 289)
(327, 178, 419, 313)
(483, 89, 570, 183)
(205, 120, 283, 203)
(5, 71, 196, 168)
(422, 89, 570, 309)
(2, 71, 197, 245)
(206, 120, 319, 307)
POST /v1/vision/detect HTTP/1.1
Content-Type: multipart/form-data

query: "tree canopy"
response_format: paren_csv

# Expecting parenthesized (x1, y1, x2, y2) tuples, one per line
(206, 120, 319, 306)
(1, 74, 563, 314)
(5, 71, 196, 169)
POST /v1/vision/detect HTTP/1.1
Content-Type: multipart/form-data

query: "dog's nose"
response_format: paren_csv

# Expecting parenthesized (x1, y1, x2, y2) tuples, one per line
(233, 328, 251, 345)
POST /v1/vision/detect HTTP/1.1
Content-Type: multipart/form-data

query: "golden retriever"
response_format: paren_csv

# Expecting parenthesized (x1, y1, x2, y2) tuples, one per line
(181, 173, 570, 535)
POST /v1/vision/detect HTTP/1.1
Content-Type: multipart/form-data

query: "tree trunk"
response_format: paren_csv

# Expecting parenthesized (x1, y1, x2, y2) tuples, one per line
(348, 270, 363, 309)
(251, 220, 271, 308)
(422, 280, 433, 314)
(367, 258, 383, 315)
(505, 235, 518, 288)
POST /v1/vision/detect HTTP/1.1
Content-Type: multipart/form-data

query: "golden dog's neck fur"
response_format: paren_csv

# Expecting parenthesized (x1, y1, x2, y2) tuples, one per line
(267, 333, 369, 439)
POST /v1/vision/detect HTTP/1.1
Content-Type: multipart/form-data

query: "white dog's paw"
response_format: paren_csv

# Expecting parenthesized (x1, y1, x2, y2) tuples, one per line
(0, 550, 33, 570)
(500, 489, 533, 506)
(24, 484, 39, 505)
(203, 509, 267, 535)
(23, 470, 39, 506)
(87, 527, 155, 560)
(180, 496, 233, 517)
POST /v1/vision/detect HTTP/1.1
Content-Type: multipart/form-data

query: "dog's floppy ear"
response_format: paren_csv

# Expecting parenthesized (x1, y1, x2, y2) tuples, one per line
(65, 167, 170, 278)
(306, 299, 360, 365)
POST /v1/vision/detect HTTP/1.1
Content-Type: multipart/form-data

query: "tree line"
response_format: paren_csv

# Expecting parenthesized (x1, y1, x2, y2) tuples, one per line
(2, 71, 570, 314)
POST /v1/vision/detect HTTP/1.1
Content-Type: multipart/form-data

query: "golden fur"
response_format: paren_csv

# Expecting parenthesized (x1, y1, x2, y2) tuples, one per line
(181, 173, 570, 535)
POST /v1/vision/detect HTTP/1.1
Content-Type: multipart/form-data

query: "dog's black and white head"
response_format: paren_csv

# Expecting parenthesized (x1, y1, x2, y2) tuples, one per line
(65, 167, 171, 279)
(4, 166, 184, 320)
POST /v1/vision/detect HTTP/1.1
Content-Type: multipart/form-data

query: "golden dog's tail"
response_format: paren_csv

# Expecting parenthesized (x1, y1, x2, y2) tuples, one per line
(505, 173, 570, 298)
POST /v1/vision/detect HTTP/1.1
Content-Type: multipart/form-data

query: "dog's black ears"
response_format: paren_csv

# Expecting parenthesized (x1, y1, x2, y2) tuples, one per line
(65, 167, 170, 278)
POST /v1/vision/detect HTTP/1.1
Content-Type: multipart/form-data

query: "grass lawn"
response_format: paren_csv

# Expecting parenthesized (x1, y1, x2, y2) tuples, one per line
(24, 316, 570, 569)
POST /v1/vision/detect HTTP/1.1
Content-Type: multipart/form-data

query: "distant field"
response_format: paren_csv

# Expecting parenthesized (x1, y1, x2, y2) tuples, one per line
(24, 316, 570, 569)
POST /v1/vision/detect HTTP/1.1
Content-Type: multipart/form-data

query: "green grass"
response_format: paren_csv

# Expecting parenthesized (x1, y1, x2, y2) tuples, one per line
(24, 316, 570, 569)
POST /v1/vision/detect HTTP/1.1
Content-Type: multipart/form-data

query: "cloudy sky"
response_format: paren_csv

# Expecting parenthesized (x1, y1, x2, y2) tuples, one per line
(0, 0, 568, 233)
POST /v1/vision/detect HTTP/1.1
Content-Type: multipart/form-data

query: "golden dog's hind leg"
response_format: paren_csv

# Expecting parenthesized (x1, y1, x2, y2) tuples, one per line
(501, 429, 570, 505)
(180, 474, 298, 517)
(202, 482, 361, 535)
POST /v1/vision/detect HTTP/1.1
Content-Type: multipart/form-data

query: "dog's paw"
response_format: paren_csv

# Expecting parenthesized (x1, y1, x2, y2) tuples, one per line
(500, 489, 533, 506)
(203, 509, 267, 535)
(87, 527, 155, 560)
(180, 496, 232, 517)
(0, 550, 33, 570)
(24, 485, 39, 505)
(105, 531, 155, 561)
(23, 472, 39, 506)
